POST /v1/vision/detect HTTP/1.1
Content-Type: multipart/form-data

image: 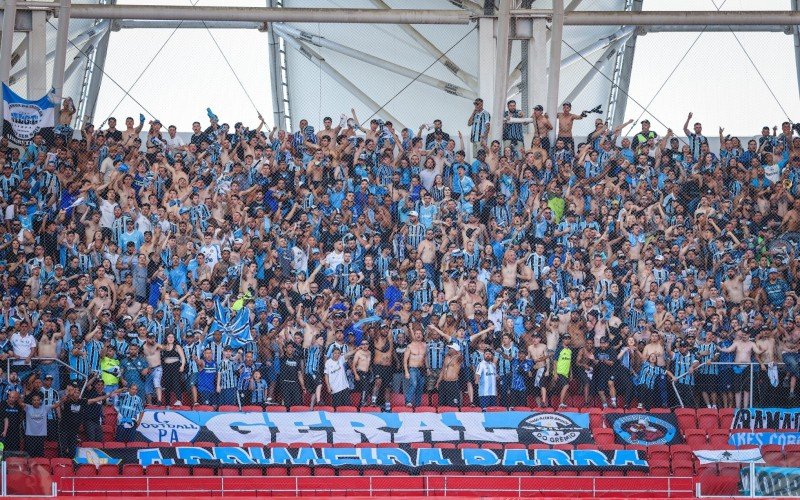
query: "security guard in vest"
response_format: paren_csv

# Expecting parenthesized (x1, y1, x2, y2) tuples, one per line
(632, 119, 658, 154)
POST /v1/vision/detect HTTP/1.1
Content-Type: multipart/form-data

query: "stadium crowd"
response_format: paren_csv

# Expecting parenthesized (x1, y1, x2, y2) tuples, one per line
(1, 97, 800, 458)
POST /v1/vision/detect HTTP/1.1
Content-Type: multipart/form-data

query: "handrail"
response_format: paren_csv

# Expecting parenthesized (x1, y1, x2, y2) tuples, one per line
(671, 360, 783, 408)
(6, 356, 90, 396)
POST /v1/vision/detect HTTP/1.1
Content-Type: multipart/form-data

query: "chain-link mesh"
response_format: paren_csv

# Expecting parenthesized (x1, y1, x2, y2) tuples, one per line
(3, 21, 800, 497)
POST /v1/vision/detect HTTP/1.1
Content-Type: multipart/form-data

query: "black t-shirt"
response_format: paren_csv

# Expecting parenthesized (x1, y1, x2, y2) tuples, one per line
(0, 401, 24, 435)
(280, 353, 302, 383)
(60, 398, 88, 429)
(105, 129, 123, 142)
(83, 389, 104, 422)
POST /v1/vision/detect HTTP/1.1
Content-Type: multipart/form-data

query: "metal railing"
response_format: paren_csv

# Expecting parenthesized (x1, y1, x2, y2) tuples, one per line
(57, 474, 695, 497)
(5, 357, 91, 396)
(671, 361, 785, 409)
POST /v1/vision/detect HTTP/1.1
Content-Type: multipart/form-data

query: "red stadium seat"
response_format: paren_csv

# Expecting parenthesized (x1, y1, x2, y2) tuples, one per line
(719, 408, 735, 429)
(762, 444, 785, 466)
(410, 443, 432, 449)
(169, 466, 191, 476)
(648, 461, 671, 476)
(339, 468, 361, 476)
(194, 441, 216, 448)
(218, 405, 239, 412)
(486, 406, 506, 412)
(245, 466, 269, 476)
(437, 406, 459, 413)
(354, 443, 376, 448)
(672, 460, 694, 477)
(144, 464, 167, 476)
(435, 443, 456, 449)
(708, 429, 731, 448)
(314, 466, 336, 476)
(289, 466, 312, 476)
(103, 441, 126, 449)
(194, 405, 214, 412)
(193, 467, 215, 476)
(82, 441, 103, 448)
(674, 408, 697, 430)
(457, 443, 479, 449)
(264, 405, 288, 412)
(75, 465, 97, 477)
(718, 463, 741, 476)
(415, 406, 436, 413)
(553, 444, 574, 451)
(97, 464, 119, 476)
(504, 443, 526, 450)
(481, 443, 503, 450)
(697, 408, 720, 429)
(336, 406, 358, 412)
(315, 406, 334, 412)
(289, 405, 311, 412)
(359, 406, 380, 413)
(588, 408, 603, 429)
(684, 428, 707, 447)
(219, 467, 240, 476)
(242, 405, 264, 412)
(311, 443, 332, 449)
(647, 445, 670, 462)
(593, 428, 615, 446)
(670, 444, 694, 463)
(392, 406, 413, 413)
(128, 441, 149, 448)
(363, 468, 385, 476)
(122, 464, 144, 476)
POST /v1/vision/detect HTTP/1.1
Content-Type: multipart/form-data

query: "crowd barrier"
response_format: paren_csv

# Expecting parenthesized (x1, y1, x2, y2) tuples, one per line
(57, 474, 695, 497)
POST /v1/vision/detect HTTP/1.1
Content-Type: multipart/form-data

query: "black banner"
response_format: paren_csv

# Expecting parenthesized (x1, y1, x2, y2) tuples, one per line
(76, 446, 648, 472)
(605, 413, 684, 446)
(731, 408, 800, 431)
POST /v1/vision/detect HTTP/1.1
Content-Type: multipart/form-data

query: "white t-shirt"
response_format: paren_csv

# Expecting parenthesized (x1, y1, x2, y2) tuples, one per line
(475, 360, 497, 397)
(764, 163, 781, 184)
(324, 356, 349, 394)
(10, 332, 36, 365)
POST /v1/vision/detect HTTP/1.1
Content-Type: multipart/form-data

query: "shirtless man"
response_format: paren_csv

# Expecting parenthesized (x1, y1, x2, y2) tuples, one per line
(351, 340, 373, 407)
(781, 198, 800, 232)
(37, 321, 63, 388)
(457, 280, 483, 319)
(716, 330, 765, 409)
(87, 286, 113, 319)
(418, 230, 438, 274)
(501, 250, 523, 288)
(556, 102, 584, 152)
(721, 268, 746, 305)
(403, 330, 427, 407)
(93, 267, 117, 302)
(371, 327, 394, 409)
(755, 328, 780, 406)
(780, 323, 800, 400)
(527, 333, 550, 407)
(436, 344, 463, 407)
(142, 333, 163, 405)
(566, 311, 586, 350)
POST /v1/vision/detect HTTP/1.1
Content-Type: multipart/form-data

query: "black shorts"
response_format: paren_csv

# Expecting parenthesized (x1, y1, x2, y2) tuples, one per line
(734, 366, 752, 392)
(438, 380, 461, 407)
(553, 374, 570, 392)
(305, 373, 322, 389)
(373, 364, 393, 382)
(697, 373, 718, 393)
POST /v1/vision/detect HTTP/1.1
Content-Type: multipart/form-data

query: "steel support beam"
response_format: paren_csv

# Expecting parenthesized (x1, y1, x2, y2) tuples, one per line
(366, 0, 477, 90)
(794, 0, 800, 101)
(529, 18, 547, 109)
(117, 20, 265, 30)
(79, 16, 112, 129)
(9, 21, 109, 85)
(10, 35, 28, 69)
(64, 39, 93, 83)
(609, 0, 641, 127)
(477, 16, 494, 127)
(267, 0, 290, 131)
(280, 33, 403, 129)
(62, 5, 473, 24)
(559, 11, 800, 25)
(564, 39, 623, 106)
(560, 26, 635, 69)
(0, 0, 17, 84)
(26, 10, 47, 97)
(642, 25, 790, 33)
(546, 0, 564, 145)
(273, 24, 476, 100)
(490, 0, 511, 144)
(51, 0, 71, 103)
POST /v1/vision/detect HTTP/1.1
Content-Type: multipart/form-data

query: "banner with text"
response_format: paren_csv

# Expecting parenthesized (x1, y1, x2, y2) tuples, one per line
(2, 84, 55, 146)
(729, 431, 800, 447)
(605, 413, 684, 446)
(741, 466, 800, 497)
(75, 446, 647, 472)
(731, 408, 800, 431)
(133, 410, 592, 445)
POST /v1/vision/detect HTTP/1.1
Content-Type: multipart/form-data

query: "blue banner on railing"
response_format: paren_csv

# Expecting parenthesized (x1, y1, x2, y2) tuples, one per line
(132, 410, 592, 446)
(731, 408, 800, 431)
(729, 431, 800, 447)
(75, 446, 647, 471)
(741, 466, 800, 497)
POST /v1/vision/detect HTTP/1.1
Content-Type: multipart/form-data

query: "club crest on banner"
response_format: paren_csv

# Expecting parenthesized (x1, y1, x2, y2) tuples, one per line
(607, 413, 682, 446)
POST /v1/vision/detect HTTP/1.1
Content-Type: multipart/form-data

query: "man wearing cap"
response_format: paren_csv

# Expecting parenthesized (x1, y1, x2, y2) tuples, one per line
(467, 98, 490, 156)
(632, 119, 657, 154)
(668, 339, 701, 408)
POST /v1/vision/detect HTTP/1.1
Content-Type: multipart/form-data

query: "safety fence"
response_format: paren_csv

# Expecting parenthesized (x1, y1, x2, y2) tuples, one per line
(56, 474, 696, 497)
